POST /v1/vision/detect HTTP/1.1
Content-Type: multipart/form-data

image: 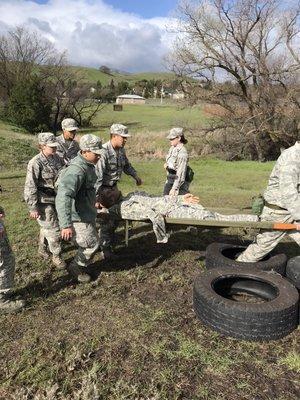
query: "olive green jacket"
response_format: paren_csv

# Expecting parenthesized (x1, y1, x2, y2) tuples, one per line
(55, 153, 97, 229)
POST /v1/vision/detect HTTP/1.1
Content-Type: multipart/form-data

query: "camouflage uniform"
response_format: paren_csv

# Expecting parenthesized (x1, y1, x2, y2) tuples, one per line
(95, 140, 139, 190)
(109, 191, 258, 243)
(0, 206, 15, 294)
(56, 118, 80, 165)
(56, 135, 80, 165)
(56, 135, 102, 269)
(164, 128, 190, 195)
(95, 125, 139, 251)
(24, 147, 64, 256)
(237, 142, 300, 262)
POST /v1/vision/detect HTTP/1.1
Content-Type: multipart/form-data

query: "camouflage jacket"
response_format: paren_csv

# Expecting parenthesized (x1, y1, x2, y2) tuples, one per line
(55, 153, 98, 229)
(56, 134, 80, 165)
(264, 142, 300, 220)
(95, 141, 138, 192)
(109, 191, 257, 243)
(165, 144, 189, 191)
(24, 152, 64, 211)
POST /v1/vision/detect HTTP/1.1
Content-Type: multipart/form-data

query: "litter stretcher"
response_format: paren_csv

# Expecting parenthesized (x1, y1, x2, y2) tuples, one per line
(123, 207, 300, 246)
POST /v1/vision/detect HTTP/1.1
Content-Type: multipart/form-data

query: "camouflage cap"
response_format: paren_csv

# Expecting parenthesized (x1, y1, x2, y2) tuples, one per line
(79, 134, 102, 154)
(110, 123, 131, 137)
(166, 127, 184, 140)
(61, 118, 79, 131)
(38, 132, 58, 147)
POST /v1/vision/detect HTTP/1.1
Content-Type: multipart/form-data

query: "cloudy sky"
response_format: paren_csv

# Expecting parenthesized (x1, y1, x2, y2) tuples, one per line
(0, 0, 180, 72)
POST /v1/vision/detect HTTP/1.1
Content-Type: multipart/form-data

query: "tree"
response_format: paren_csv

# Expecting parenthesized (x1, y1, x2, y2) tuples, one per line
(7, 76, 52, 132)
(171, 0, 300, 160)
(0, 26, 58, 99)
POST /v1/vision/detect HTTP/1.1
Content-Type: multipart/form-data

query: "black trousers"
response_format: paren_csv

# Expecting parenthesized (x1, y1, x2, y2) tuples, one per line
(163, 173, 189, 195)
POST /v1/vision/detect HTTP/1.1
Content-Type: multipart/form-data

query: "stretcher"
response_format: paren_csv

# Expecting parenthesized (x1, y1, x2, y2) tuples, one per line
(123, 211, 300, 246)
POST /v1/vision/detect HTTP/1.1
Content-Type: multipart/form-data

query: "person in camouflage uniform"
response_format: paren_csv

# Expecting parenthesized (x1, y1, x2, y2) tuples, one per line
(56, 118, 80, 165)
(95, 123, 142, 257)
(237, 141, 300, 262)
(163, 127, 191, 196)
(56, 134, 102, 283)
(104, 191, 258, 243)
(24, 132, 65, 269)
(0, 206, 25, 313)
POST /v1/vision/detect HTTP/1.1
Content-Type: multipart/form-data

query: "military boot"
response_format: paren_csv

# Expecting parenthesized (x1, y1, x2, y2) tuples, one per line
(52, 255, 66, 270)
(0, 293, 25, 314)
(68, 262, 91, 283)
(100, 248, 119, 261)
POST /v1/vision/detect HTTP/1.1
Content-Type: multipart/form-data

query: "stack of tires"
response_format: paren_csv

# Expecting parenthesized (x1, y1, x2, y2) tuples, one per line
(193, 243, 300, 341)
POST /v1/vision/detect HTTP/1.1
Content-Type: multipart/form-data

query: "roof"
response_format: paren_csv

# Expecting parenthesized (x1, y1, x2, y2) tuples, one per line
(117, 94, 145, 99)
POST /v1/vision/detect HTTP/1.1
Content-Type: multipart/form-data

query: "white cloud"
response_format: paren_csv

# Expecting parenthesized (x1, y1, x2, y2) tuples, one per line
(0, 0, 177, 72)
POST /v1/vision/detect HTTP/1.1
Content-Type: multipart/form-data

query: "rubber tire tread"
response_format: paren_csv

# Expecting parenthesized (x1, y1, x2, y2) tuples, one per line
(193, 267, 299, 341)
(286, 256, 300, 290)
(205, 242, 287, 275)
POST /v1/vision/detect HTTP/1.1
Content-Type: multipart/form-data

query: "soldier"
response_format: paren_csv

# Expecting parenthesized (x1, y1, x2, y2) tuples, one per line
(237, 141, 300, 262)
(55, 134, 102, 283)
(104, 191, 258, 244)
(163, 127, 192, 196)
(24, 132, 65, 269)
(56, 118, 80, 165)
(95, 123, 142, 257)
(0, 206, 25, 313)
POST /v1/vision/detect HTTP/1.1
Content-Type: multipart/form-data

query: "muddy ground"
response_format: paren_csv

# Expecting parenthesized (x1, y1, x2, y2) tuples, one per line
(0, 224, 299, 400)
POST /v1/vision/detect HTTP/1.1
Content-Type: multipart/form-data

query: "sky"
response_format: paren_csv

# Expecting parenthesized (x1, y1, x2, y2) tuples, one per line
(0, 0, 180, 72)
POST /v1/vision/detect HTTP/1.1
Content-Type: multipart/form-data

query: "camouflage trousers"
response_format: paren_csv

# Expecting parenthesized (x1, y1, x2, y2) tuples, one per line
(37, 204, 61, 256)
(0, 233, 15, 294)
(72, 222, 100, 267)
(237, 206, 300, 262)
(97, 216, 119, 250)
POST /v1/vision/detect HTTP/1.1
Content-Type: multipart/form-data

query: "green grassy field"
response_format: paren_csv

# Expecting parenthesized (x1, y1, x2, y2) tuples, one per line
(71, 65, 176, 85)
(0, 123, 299, 399)
(92, 102, 209, 134)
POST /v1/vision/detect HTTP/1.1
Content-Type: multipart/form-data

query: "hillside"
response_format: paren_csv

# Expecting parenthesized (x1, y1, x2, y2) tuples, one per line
(70, 65, 177, 85)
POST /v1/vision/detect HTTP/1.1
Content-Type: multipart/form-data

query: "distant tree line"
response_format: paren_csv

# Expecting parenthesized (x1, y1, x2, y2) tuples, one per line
(92, 75, 184, 102)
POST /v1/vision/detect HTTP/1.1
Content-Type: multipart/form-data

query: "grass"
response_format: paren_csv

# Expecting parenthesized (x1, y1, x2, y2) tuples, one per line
(0, 122, 299, 399)
(92, 102, 209, 135)
(71, 65, 177, 85)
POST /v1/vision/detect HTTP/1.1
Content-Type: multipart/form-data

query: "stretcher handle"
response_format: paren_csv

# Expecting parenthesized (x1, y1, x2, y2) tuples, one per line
(273, 223, 300, 230)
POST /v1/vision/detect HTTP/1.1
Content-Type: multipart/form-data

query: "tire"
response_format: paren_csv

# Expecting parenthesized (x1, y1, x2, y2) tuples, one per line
(205, 242, 287, 275)
(193, 268, 299, 341)
(286, 256, 300, 290)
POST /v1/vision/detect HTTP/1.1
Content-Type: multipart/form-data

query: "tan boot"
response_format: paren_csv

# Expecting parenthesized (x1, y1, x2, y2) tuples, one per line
(52, 255, 66, 270)
(38, 243, 50, 259)
(68, 262, 91, 283)
(0, 294, 25, 314)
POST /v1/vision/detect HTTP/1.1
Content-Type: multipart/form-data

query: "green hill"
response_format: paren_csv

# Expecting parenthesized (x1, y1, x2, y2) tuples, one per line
(70, 66, 177, 85)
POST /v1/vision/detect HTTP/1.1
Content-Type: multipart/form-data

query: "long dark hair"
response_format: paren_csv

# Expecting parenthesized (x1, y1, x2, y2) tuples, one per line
(180, 134, 188, 144)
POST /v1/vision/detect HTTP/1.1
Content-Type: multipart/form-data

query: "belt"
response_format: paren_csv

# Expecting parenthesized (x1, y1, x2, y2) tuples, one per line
(167, 168, 176, 175)
(264, 201, 287, 211)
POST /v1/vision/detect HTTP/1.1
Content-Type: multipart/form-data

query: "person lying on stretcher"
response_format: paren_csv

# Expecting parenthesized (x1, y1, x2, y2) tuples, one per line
(98, 191, 258, 243)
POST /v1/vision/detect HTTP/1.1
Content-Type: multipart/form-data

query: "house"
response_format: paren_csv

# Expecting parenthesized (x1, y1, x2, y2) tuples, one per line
(116, 94, 146, 105)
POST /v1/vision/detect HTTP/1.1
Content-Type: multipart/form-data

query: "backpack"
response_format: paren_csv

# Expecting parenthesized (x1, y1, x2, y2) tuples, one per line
(185, 166, 194, 183)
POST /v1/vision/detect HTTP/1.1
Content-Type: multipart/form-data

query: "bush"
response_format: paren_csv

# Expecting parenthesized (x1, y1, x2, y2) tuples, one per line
(7, 77, 52, 133)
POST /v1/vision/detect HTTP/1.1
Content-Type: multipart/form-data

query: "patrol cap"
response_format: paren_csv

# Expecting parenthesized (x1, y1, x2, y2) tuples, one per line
(61, 118, 79, 131)
(79, 134, 102, 154)
(110, 123, 131, 137)
(166, 127, 184, 140)
(38, 132, 58, 147)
